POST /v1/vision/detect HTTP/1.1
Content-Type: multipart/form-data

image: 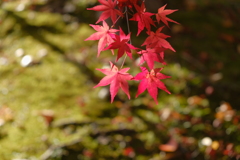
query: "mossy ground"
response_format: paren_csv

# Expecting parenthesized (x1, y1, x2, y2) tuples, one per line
(0, 3, 103, 158)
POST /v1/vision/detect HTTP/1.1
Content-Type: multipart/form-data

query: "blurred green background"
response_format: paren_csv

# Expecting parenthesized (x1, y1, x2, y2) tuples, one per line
(0, 0, 240, 160)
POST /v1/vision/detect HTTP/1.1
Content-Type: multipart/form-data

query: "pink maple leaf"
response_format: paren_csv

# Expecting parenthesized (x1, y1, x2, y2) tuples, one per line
(138, 48, 166, 69)
(142, 27, 175, 52)
(85, 21, 118, 57)
(156, 4, 179, 27)
(94, 62, 133, 103)
(87, 0, 123, 24)
(104, 28, 138, 61)
(130, 3, 155, 36)
(133, 67, 171, 104)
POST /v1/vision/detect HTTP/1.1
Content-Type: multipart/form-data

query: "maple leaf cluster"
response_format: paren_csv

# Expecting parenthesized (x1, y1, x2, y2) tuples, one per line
(85, 0, 179, 104)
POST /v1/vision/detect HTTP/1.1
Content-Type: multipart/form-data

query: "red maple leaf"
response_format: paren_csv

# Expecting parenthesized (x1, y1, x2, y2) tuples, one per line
(130, 3, 155, 36)
(85, 21, 118, 57)
(117, 0, 139, 8)
(156, 4, 179, 27)
(142, 27, 175, 52)
(133, 67, 170, 104)
(138, 48, 166, 69)
(123, 147, 135, 157)
(87, 0, 123, 24)
(104, 28, 138, 61)
(94, 62, 133, 102)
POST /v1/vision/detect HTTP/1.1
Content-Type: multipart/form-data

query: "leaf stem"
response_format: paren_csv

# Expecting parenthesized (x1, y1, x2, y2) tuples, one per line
(111, 10, 127, 28)
(120, 7, 132, 69)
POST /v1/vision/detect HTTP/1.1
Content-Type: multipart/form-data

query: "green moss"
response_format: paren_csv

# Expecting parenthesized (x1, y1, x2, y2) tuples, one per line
(0, 2, 107, 159)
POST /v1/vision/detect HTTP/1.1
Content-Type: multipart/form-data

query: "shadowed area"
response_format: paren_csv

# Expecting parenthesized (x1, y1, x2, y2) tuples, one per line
(0, 0, 239, 159)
